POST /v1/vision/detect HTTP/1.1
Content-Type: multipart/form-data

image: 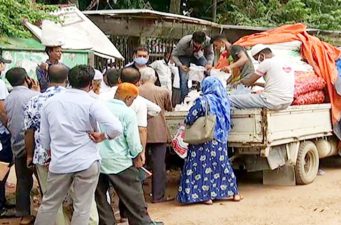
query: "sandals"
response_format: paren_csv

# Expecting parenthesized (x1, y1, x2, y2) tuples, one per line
(219, 194, 244, 202)
(203, 200, 213, 205)
(232, 194, 244, 202)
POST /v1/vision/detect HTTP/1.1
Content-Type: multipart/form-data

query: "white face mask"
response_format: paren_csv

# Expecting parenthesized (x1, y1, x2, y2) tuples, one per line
(257, 54, 265, 63)
(194, 50, 204, 59)
(220, 46, 226, 53)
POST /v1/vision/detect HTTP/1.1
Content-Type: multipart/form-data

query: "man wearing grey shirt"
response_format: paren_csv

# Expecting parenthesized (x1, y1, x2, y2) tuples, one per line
(4, 67, 40, 224)
(172, 31, 214, 102)
(34, 65, 123, 225)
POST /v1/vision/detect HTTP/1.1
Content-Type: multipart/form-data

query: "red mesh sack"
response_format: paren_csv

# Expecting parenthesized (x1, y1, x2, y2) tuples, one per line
(294, 72, 326, 98)
(292, 91, 325, 105)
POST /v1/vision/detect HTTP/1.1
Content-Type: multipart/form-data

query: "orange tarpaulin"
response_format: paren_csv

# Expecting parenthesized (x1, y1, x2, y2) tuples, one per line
(235, 23, 341, 124)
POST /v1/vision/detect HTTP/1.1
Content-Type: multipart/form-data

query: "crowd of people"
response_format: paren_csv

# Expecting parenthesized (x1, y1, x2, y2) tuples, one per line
(0, 30, 295, 225)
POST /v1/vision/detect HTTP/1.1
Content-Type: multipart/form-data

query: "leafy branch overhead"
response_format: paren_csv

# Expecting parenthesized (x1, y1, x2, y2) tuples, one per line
(214, 0, 341, 30)
(0, 0, 58, 38)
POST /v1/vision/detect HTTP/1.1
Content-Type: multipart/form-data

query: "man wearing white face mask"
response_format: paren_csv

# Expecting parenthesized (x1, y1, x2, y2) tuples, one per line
(172, 31, 214, 102)
(125, 46, 161, 87)
(229, 44, 295, 110)
(211, 35, 254, 85)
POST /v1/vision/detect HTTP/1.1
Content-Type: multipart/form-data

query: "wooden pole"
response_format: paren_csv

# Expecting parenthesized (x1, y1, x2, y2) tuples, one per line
(212, 0, 217, 22)
(169, 0, 181, 14)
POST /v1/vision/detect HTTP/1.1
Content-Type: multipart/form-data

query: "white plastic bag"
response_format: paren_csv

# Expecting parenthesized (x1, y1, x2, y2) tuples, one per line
(210, 69, 230, 88)
(188, 63, 205, 82)
(184, 90, 200, 106)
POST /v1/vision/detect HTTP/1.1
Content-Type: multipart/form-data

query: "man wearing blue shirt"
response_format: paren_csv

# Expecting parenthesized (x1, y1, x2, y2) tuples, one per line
(34, 65, 123, 225)
(4, 67, 40, 224)
(95, 83, 163, 225)
(0, 56, 15, 218)
(36, 46, 66, 93)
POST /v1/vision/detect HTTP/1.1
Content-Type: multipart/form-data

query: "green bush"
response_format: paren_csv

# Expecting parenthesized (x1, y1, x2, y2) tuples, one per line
(0, 0, 57, 38)
(217, 0, 341, 30)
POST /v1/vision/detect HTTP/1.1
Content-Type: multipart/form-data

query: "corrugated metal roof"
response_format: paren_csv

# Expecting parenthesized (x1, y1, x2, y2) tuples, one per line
(83, 9, 222, 27)
(83, 9, 275, 31)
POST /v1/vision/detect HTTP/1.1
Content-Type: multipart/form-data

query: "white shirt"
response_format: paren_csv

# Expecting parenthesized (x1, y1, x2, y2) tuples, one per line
(40, 89, 122, 173)
(169, 64, 180, 89)
(99, 86, 161, 127)
(100, 80, 111, 94)
(0, 80, 9, 134)
(255, 56, 295, 105)
(150, 60, 172, 92)
(89, 90, 99, 99)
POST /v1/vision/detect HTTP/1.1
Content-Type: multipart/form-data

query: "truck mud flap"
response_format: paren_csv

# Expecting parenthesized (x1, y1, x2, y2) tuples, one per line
(263, 165, 295, 186)
(266, 145, 287, 170)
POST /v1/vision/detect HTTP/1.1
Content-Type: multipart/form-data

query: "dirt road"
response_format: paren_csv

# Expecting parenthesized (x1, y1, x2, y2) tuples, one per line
(2, 157, 341, 225)
(148, 157, 341, 225)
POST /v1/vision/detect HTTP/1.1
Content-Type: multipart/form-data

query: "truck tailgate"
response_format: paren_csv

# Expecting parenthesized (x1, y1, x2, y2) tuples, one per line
(165, 104, 333, 147)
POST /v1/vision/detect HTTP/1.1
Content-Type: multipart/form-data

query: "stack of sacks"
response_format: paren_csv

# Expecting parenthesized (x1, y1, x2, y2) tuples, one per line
(246, 41, 315, 93)
(247, 41, 314, 72)
(292, 71, 326, 105)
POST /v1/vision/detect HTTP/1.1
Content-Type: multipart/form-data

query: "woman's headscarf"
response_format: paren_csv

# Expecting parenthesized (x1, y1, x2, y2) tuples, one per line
(200, 76, 231, 143)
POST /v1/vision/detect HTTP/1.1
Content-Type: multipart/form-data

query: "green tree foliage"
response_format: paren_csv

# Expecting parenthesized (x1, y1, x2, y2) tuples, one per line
(0, 0, 57, 38)
(215, 0, 341, 30)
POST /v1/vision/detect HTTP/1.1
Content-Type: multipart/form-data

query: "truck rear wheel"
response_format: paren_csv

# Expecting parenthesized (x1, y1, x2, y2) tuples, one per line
(295, 141, 319, 185)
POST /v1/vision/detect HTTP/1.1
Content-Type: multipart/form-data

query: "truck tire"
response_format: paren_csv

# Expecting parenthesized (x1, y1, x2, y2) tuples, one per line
(295, 141, 319, 185)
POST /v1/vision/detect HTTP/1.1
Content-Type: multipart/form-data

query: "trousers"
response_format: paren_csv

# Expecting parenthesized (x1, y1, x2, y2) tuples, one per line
(148, 143, 167, 202)
(95, 167, 152, 225)
(178, 56, 207, 102)
(15, 155, 33, 217)
(229, 94, 291, 110)
(34, 161, 100, 225)
(35, 165, 99, 225)
(0, 132, 12, 209)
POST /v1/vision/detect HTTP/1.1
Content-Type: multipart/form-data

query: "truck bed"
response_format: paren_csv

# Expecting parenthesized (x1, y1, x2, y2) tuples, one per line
(165, 104, 333, 147)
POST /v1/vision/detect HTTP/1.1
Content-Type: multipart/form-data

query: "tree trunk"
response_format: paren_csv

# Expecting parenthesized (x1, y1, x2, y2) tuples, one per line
(169, 0, 181, 14)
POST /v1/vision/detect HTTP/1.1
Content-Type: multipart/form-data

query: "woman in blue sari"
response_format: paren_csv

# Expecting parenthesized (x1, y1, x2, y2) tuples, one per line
(177, 77, 242, 205)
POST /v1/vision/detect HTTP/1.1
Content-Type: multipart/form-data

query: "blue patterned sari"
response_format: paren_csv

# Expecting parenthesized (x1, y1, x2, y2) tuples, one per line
(177, 77, 238, 204)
